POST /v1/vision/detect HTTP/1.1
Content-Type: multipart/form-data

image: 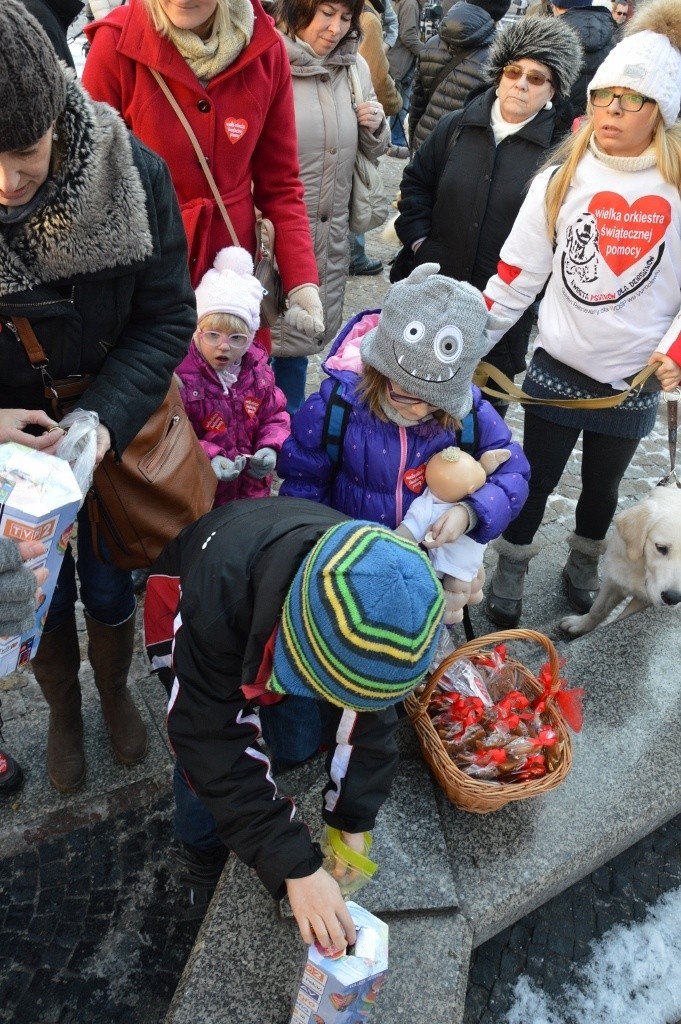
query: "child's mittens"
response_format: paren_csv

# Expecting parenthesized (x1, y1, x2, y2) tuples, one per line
(0, 539, 39, 636)
(211, 454, 246, 482)
(246, 447, 277, 479)
(284, 285, 325, 338)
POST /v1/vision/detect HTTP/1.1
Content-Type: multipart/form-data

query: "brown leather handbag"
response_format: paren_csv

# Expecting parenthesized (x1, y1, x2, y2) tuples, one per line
(12, 317, 217, 571)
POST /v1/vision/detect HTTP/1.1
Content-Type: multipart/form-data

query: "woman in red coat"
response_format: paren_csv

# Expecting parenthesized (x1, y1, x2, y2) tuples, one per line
(83, 0, 325, 347)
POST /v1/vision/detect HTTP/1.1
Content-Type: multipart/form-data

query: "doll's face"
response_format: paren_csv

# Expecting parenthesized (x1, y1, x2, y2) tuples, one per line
(426, 449, 487, 501)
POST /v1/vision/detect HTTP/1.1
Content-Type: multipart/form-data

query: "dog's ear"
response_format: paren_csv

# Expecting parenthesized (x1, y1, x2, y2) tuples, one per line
(614, 501, 653, 562)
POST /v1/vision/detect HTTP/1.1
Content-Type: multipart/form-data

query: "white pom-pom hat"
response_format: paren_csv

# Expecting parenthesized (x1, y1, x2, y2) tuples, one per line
(588, 0, 681, 129)
(195, 247, 264, 334)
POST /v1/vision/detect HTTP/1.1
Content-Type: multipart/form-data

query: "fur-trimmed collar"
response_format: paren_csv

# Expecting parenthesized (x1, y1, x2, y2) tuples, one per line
(0, 78, 153, 296)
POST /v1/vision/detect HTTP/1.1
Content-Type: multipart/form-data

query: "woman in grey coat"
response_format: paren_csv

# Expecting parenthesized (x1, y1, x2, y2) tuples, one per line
(271, 0, 389, 413)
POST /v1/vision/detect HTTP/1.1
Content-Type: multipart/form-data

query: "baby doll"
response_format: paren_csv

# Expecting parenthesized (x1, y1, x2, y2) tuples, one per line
(175, 248, 290, 507)
(397, 446, 510, 623)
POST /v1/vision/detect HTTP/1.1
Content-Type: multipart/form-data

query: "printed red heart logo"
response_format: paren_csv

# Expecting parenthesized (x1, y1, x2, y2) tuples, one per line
(202, 412, 226, 432)
(587, 192, 671, 276)
(403, 465, 426, 494)
(224, 117, 248, 144)
(243, 397, 261, 419)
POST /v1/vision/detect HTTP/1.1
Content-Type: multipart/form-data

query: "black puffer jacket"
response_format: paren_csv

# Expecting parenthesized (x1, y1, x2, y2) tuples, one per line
(409, 1, 495, 150)
(0, 78, 195, 456)
(397, 87, 569, 372)
(561, 5, 614, 115)
(148, 498, 400, 900)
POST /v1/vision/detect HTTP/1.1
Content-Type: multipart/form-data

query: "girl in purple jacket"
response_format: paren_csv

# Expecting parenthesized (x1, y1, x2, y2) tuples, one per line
(176, 248, 290, 506)
(278, 263, 530, 554)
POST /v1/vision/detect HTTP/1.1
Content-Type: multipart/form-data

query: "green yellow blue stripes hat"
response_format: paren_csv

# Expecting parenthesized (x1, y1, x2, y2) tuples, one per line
(270, 521, 445, 711)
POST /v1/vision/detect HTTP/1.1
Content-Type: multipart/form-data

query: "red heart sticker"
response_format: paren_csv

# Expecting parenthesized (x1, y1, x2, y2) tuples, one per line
(403, 465, 426, 494)
(243, 396, 261, 419)
(224, 117, 248, 144)
(202, 412, 226, 432)
(588, 192, 671, 276)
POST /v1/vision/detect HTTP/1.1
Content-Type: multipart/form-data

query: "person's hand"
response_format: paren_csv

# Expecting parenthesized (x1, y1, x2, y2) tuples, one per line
(649, 352, 681, 391)
(18, 541, 49, 596)
(0, 409, 64, 453)
(356, 100, 384, 133)
(246, 447, 277, 479)
(94, 424, 112, 466)
(423, 504, 470, 548)
(211, 454, 246, 482)
(286, 867, 356, 949)
(285, 285, 325, 338)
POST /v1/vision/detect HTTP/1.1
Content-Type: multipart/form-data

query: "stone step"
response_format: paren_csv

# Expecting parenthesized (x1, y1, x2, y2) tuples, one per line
(167, 602, 681, 1024)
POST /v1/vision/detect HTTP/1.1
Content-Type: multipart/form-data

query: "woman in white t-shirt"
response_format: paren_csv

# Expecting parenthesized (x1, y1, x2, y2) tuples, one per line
(482, 0, 681, 627)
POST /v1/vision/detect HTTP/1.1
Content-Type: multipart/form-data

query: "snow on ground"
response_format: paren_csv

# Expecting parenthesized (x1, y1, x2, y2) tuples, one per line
(505, 886, 681, 1024)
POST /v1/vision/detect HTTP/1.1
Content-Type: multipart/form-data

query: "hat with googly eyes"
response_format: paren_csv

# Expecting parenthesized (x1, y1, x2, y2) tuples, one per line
(360, 264, 504, 420)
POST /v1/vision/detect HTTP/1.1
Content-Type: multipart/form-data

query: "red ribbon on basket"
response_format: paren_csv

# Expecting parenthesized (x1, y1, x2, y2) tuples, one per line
(534, 658, 585, 733)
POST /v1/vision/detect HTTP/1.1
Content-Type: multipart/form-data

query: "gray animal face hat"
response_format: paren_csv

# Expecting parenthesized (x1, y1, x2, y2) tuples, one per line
(486, 15, 584, 99)
(0, 0, 68, 152)
(360, 264, 502, 421)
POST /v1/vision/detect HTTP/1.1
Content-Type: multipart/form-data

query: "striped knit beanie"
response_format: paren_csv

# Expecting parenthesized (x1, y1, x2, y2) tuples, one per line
(270, 521, 445, 711)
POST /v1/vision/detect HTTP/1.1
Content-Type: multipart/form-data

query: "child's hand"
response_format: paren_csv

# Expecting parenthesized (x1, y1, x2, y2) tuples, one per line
(211, 454, 246, 482)
(424, 504, 470, 548)
(286, 868, 356, 950)
(246, 447, 277, 479)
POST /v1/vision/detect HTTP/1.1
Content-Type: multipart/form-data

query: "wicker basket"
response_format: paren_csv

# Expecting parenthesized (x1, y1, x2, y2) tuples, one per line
(404, 628, 573, 814)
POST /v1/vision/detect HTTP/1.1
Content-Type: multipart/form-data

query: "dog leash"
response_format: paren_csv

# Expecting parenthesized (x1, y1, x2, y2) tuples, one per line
(658, 388, 680, 489)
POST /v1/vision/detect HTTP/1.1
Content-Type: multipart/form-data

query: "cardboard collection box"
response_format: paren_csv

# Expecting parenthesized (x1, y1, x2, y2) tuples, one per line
(0, 443, 81, 677)
(290, 903, 389, 1024)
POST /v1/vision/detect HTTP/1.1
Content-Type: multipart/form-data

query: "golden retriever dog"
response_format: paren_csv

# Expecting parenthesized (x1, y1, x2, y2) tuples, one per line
(561, 486, 681, 636)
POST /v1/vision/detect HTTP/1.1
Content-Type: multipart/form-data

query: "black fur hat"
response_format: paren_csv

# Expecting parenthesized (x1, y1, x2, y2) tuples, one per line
(485, 15, 584, 99)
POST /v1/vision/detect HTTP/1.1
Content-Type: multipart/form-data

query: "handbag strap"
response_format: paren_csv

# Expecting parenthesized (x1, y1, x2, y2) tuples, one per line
(148, 67, 240, 248)
(473, 360, 659, 410)
(11, 316, 49, 368)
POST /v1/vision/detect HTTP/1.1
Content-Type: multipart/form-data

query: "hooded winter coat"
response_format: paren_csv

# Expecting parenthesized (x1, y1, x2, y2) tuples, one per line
(82, 0, 317, 293)
(0, 78, 194, 458)
(270, 35, 389, 360)
(175, 340, 289, 505)
(559, 5, 614, 114)
(145, 497, 400, 899)
(409, 1, 496, 150)
(20, 0, 83, 68)
(278, 311, 529, 536)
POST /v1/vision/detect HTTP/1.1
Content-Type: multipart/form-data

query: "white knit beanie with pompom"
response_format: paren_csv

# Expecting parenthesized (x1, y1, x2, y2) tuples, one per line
(195, 247, 264, 334)
(588, 0, 681, 129)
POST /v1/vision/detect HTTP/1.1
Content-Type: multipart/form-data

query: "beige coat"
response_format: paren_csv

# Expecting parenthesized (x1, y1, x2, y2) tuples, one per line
(359, 4, 403, 115)
(271, 34, 389, 359)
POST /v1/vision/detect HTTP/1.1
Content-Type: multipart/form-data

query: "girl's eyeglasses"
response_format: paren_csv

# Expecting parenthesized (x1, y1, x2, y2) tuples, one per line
(198, 330, 250, 349)
(502, 64, 553, 87)
(590, 89, 654, 112)
(388, 388, 434, 407)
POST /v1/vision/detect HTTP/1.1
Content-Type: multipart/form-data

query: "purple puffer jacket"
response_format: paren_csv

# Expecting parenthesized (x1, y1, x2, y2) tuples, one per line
(176, 341, 290, 505)
(278, 311, 530, 540)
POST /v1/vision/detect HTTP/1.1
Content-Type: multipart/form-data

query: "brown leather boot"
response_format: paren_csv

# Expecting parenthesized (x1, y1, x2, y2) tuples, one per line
(85, 609, 148, 766)
(31, 614, 85, 794)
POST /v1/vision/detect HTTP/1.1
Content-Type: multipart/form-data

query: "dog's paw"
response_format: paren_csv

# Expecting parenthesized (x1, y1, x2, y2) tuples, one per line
(560, 613, 591, 636)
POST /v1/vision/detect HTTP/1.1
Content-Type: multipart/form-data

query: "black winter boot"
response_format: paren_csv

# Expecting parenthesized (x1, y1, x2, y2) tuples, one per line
(563, 533, 607, 613)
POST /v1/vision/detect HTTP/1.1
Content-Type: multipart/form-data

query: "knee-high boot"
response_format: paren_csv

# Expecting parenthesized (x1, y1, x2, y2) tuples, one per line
(485, 538, 541, 628)
(85, 609, 148, 766)
(563, 533, 607, 613)
(31, 614, 85, 793)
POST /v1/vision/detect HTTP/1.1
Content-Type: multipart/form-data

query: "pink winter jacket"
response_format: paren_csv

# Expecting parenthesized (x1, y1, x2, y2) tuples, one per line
(176, 341, 290, 505)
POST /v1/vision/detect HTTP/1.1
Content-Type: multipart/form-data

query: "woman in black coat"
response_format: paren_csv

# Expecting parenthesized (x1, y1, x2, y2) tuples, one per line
(396, 16, 583, 411)
(0, 2, 195, 794)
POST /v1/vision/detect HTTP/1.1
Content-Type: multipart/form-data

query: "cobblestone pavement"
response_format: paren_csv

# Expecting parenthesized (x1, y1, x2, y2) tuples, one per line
(1, 152, 679, 1024)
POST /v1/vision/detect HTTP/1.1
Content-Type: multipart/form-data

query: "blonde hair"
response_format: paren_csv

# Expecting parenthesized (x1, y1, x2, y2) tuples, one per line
(543, 104, 681, 240)
(198, 311, 251, 334)
(142, 0, 228, 38)
(355, 365, 458, 430)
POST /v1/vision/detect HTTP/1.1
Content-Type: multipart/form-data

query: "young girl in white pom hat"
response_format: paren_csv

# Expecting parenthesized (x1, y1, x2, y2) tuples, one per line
(176, 248, 290, 505)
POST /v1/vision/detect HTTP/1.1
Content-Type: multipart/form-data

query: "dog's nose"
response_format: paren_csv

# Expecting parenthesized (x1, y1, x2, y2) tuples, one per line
(661, 590, 681, 606)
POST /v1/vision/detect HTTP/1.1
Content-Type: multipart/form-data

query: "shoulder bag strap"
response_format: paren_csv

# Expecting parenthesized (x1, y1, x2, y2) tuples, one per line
(425, 47, 481, 107)
(10, 316, 49, 367)
(473, 360, 659, 410)
(148, 67, 240, 248)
